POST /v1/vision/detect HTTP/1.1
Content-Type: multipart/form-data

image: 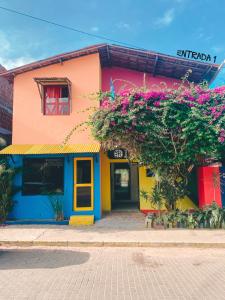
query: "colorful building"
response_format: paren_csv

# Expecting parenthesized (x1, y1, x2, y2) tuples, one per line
(0, 44, 220, 223)
(210, 61, 225, 208)
(0, 64, 12, 145)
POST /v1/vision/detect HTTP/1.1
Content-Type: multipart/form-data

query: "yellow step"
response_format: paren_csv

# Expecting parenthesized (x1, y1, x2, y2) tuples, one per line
(69, 215, 94, 226)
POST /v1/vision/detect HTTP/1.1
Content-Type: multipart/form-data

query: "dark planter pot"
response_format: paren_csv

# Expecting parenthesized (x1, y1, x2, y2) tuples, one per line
(172, 221, 177, 228)
(163, 223, 168, 229)
(55, 213, 64, 222)
(153, 223, 164, 230)
(204, 220, 210, 229)
(177, 222, 186, 229)
(168, 222, 173, 229)
(199, 222, 204, 229)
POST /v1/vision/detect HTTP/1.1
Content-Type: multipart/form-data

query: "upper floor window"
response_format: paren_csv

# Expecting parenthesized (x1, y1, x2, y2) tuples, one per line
(34, 77, 72, 116)
(44, 85, 69, 115)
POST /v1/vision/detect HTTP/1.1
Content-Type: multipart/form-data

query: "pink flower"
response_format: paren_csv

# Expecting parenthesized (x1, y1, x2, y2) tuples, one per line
(142, 91, 166, 100)
(182, 90, 192, 98)
(111, 105, 117, 111)
(213, 86, 225, 94)
(134, 100, 145, 106)
(197, 93, 210, 104)
(153, 101, 161, 107)
(119, 90, 130, 97)
(188, 103, 195, 107)
(133, 92, 143, 100)
(219, 136, 225, 143)
(195, 86, 205, 94)
(132, 120, 137, 126)
(187, 96, 196, 102)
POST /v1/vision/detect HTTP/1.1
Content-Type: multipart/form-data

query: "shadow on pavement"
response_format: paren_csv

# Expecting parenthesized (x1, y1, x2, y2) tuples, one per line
(0, 249, 90, 270)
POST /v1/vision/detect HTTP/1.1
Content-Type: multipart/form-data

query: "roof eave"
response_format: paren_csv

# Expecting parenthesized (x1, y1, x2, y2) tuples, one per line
(0, 43, 220, 83)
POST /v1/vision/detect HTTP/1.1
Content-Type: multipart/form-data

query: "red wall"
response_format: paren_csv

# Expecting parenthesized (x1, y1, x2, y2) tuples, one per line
(198, 166, 222, 208)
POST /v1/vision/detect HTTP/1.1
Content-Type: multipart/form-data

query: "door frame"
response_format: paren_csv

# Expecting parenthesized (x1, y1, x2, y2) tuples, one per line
(73, 157, 94, 211)
(110, 162, 139, 209)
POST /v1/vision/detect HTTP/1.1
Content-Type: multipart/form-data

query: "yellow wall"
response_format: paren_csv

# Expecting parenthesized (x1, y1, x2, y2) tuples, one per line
(139, 166, 157, 210)
(100, 151, 197, 212)
(139, 166, 197, 211)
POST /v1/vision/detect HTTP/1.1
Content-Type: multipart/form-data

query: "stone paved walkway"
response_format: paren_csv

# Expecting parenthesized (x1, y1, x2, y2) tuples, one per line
(1, 246, 225, 300)
(95, 210, 145, 230)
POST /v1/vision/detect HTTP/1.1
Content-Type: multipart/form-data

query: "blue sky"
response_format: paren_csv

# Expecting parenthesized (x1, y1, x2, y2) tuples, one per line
(0, 0, 225, 70)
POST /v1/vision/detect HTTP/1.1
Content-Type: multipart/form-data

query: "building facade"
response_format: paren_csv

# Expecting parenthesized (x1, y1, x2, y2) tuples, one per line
(0, 64, 12, 145)
(0, 44, 220, 223)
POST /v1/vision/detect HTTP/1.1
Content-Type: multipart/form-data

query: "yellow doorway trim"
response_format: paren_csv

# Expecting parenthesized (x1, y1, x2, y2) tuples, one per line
(74, 157, 94, 211)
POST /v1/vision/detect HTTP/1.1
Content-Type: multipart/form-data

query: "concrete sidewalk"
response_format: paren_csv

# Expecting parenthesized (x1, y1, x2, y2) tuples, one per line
(1, 224, 225, 248)
(2, 212, 225, 248)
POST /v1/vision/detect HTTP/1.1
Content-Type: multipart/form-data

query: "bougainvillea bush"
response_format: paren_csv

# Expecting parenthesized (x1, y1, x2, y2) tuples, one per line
(90, 77, 225, 209)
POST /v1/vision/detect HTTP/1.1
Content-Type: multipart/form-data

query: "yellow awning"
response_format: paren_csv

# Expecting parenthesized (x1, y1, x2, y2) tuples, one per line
(0, 144, 100, 155)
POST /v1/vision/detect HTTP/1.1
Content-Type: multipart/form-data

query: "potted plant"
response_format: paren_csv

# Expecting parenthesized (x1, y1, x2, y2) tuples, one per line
(196, 210, 205, 228)
(153, 215, 164, 229)
(176, 211, 187, 228)
(47, 192, 64, 221)
(203, 202, 223, 229)
(162, 213, 169, 229)
(187, 213, 197, 229)
(145, 213, 154, 228)
(221, 209, 225, 229)
(167, 211, 175, 229)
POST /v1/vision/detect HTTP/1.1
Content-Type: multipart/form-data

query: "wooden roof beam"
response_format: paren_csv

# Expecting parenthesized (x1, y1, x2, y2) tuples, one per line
(152, 55, 159, 77)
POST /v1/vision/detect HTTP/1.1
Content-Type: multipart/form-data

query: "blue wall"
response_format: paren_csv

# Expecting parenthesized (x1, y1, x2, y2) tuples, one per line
(10, 153, 101, 220)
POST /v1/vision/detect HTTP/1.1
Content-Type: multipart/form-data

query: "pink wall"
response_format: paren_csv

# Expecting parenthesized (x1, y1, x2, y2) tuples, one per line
(102, 67, 181, 92)
(13, 54, 101, 144)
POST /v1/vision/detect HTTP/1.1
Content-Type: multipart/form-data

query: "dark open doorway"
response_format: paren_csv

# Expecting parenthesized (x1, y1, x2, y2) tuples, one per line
(110, 163, 139, 209)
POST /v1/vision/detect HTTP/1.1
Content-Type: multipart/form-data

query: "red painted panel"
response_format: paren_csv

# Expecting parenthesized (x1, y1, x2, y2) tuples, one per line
(197, 166, 222, 208)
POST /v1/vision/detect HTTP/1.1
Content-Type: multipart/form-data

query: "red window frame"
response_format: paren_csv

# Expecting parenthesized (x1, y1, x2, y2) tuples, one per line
(44, 85, 70, 115)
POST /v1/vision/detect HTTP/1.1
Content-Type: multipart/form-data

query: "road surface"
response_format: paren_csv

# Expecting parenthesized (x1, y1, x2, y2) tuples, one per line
(0, 246, 225, 300)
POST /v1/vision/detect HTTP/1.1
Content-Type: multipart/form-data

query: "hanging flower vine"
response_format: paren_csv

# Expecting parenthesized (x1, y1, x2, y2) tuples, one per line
(89, 78, 225, 209)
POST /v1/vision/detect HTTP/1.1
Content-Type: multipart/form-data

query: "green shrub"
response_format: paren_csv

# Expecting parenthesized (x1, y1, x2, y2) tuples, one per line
(0, 158, 20, 223)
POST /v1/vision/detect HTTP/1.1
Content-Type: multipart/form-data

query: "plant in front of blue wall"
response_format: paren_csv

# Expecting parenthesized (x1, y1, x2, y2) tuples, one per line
(47, 192, 64, 221)
(0, 145, 21, 224)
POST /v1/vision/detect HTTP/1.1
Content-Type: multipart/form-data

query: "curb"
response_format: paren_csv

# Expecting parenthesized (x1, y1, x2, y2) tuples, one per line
(1, 240, 225, 248)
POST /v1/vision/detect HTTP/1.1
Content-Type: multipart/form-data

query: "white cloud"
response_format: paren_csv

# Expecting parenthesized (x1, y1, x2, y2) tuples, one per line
(0, 30, 37, 70)
(116, 22, 131, 30)
(0, 56, 35, 70)
(0, 31, 11, 54)
(90, 26, 99, 32)
(154, 8, 175, 28)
